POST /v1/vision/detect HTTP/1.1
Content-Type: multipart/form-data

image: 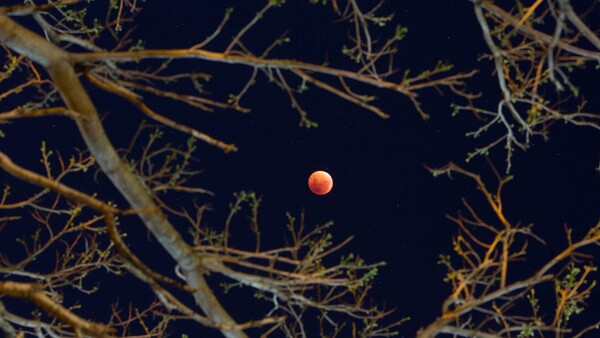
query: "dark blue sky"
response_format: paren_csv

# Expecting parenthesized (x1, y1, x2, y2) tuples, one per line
(133, 1, 599, 335)
(2, 1, 599, 337)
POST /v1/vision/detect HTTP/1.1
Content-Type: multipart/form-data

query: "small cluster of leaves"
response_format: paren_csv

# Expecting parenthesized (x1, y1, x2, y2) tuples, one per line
(365, 12, 395, 27)
(59, 6, 104, 37)
(554, 263, 596, 326)
(341, 253, 383, 292)
(402, 60, 454, 85)
(122, 127, 200, 196)
(2, 56, 19, 76)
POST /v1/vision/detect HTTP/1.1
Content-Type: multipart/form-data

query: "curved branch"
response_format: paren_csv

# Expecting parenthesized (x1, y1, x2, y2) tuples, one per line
(83, 71, 238, 152)
(0, 13, 246, 338)
(475, 0, 600, 61)
(71, 49, 412, 95)
(0, 281, 112, 338)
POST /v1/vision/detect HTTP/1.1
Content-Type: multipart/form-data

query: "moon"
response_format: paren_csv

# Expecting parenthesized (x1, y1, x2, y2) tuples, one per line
(308, 171, 333, 195)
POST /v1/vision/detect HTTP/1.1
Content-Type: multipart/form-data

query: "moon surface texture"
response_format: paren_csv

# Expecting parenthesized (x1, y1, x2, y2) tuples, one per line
(308, 171, 333, 195)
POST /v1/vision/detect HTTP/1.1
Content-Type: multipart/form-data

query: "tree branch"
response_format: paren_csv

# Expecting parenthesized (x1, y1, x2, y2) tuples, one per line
(0, 13, 246, 338)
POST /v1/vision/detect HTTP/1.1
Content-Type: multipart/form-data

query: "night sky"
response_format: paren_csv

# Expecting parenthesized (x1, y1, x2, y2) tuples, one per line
(2, 1, 599, 337)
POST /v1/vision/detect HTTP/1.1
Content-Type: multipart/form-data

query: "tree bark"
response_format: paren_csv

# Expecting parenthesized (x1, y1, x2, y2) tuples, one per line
(0, 13, 245, 338)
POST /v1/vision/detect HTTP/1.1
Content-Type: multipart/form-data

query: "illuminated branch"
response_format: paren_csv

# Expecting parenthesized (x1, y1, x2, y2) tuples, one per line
(0, 12, 246, 338)
(474, 0, 600, 61)
(457, 0, 599, 171)
(0, 107, 81, 120)
(0, 281, 113, 338)
(83, 70, 238, 153)
(419, 162, 600, 338)
(0, 151, 284, 333)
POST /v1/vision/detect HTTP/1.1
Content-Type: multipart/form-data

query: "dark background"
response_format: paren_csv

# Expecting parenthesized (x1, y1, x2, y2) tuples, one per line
(2, 1, 599, 337)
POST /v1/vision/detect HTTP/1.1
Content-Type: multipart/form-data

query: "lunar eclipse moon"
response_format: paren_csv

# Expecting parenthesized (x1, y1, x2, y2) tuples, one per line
(308, 171, 333, 195)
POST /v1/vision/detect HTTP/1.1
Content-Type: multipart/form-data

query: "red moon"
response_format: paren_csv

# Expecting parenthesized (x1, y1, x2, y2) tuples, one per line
(308, 171, 333, 195)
